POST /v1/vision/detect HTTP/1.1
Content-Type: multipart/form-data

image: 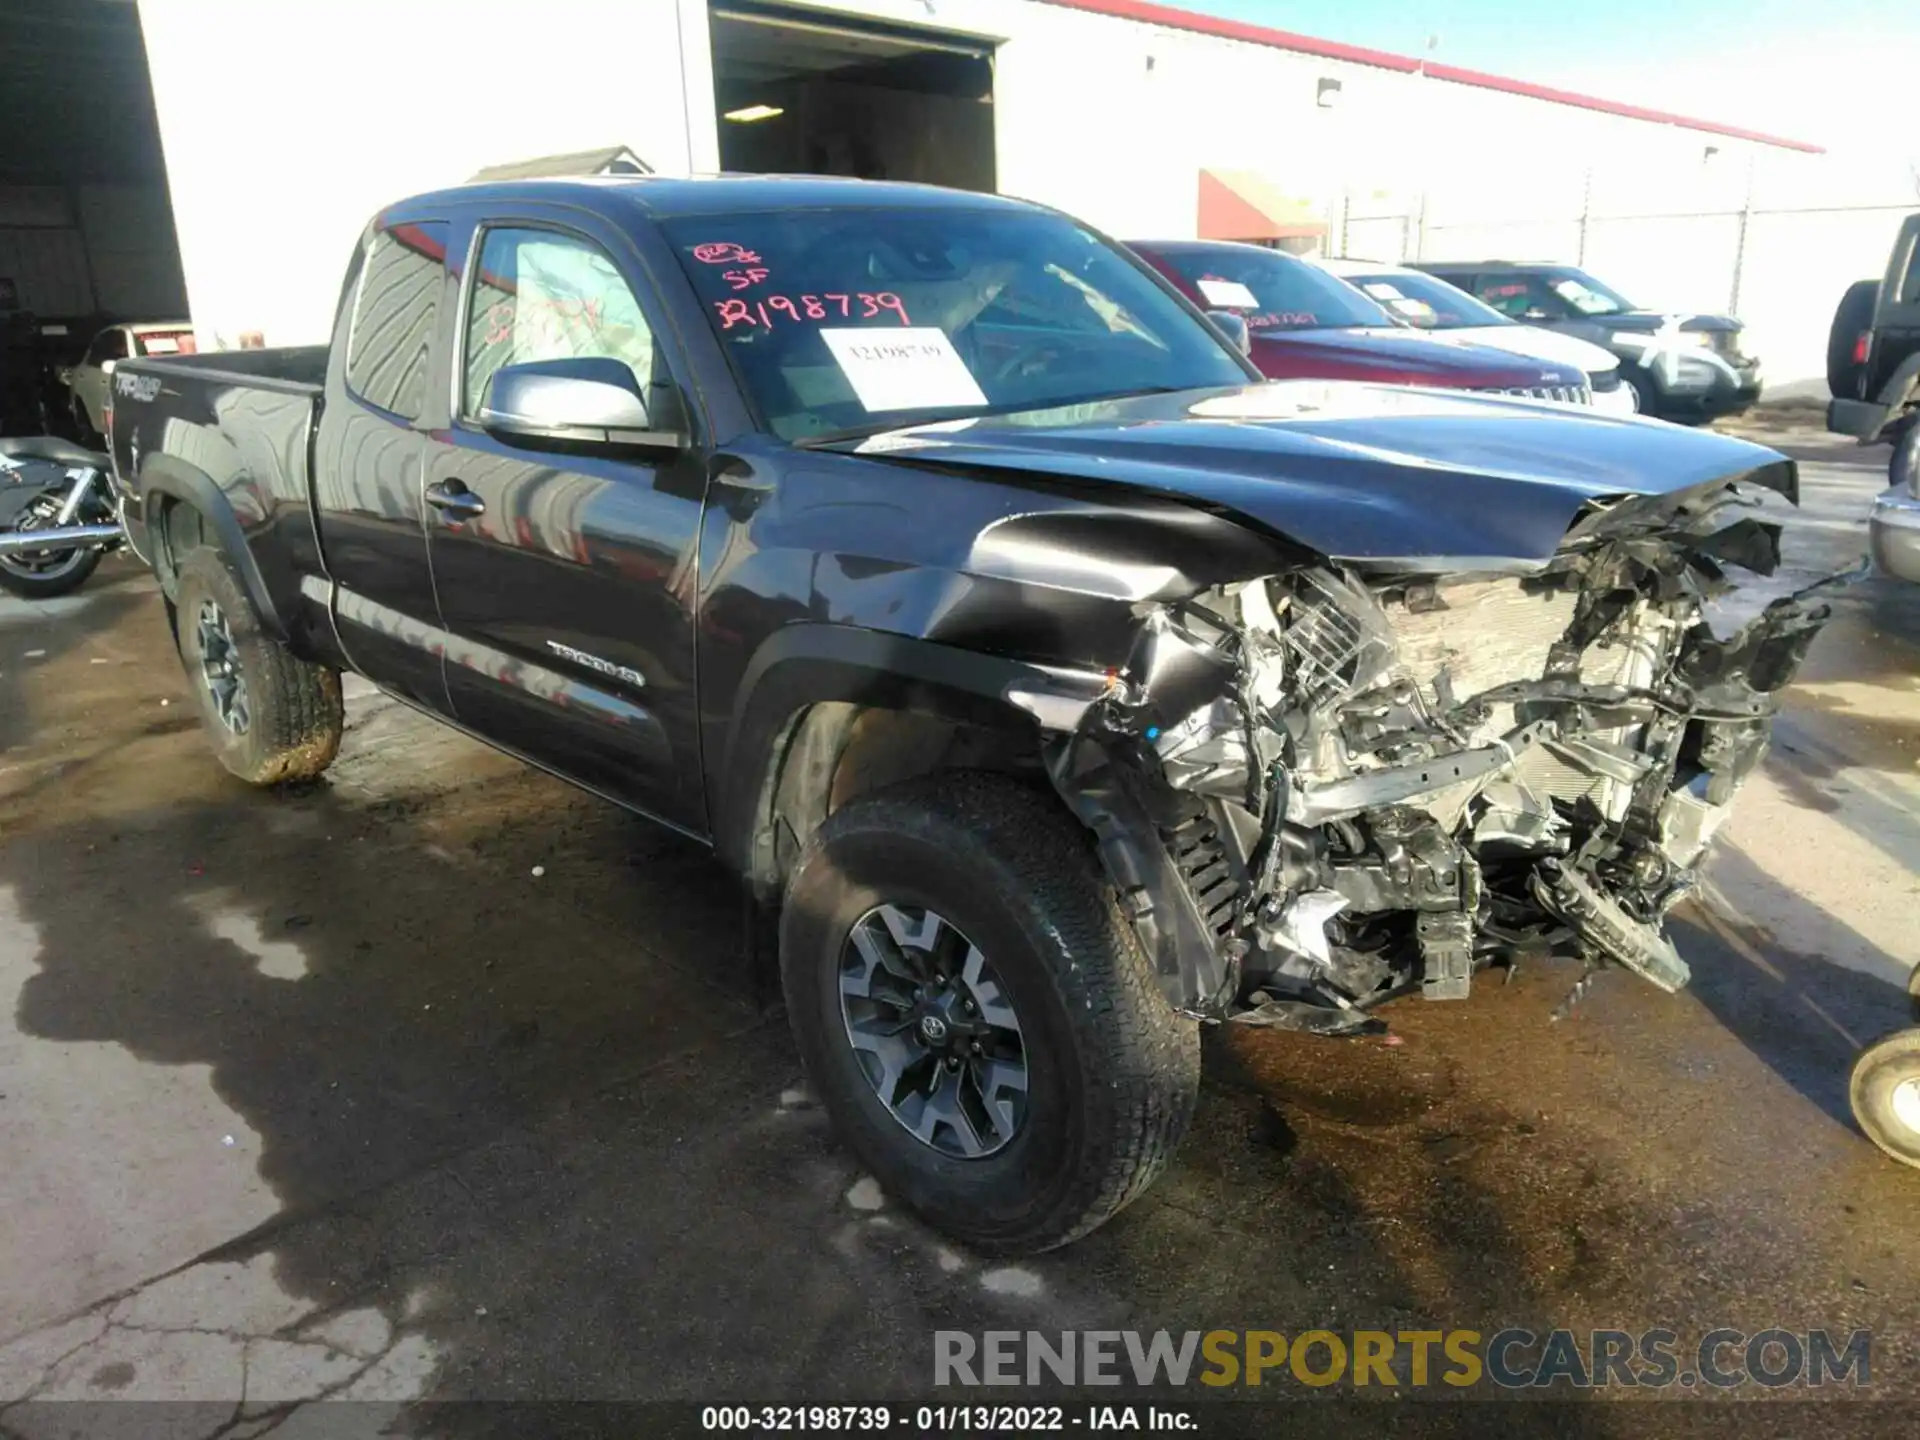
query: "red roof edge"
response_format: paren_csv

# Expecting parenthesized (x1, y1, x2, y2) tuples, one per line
(1040, 0, 1826, 155)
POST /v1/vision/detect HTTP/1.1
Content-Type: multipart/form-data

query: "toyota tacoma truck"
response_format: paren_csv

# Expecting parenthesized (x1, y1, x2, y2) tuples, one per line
(109, 176, 1836, 1254)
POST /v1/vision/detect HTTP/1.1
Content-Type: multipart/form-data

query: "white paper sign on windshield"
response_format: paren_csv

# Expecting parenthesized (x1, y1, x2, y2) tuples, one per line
(1196, 278, 1259, 309)
(821, 328, 988, 413)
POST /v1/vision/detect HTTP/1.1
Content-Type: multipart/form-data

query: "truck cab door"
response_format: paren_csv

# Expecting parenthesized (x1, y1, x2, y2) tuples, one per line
(311, 218, 455, 712)
(419, 213, 709, 836)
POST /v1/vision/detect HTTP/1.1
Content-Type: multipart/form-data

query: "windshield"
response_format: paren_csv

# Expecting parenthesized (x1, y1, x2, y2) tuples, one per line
(1140, 244, 1393, 333)
(1347, 271, 1511, 330)
(1545, 268, 1636, 317)
(661, 209, 1249, 441)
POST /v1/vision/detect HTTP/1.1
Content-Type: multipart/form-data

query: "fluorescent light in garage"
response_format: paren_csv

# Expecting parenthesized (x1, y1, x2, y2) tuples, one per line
(724, 104, 785, 123)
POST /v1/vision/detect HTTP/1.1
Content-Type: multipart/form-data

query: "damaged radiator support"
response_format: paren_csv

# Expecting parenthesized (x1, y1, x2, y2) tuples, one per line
(1022, 490, 1846, 1034)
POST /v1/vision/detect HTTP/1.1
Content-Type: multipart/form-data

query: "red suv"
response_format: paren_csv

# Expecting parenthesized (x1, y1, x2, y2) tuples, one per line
(1129, 240, 1591, 402)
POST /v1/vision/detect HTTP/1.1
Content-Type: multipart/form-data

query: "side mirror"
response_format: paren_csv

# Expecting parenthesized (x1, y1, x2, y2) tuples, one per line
(479, 357, 685, 451)
(1205, 310, 1253, 356)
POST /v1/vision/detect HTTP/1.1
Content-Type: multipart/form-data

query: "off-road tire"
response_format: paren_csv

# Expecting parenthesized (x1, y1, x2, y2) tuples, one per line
(1850, 1029, 1920, 1170)
(172, 545, 343, 785)
(780, 772, 1201, 1254)
(1826, 279, 1880, 399)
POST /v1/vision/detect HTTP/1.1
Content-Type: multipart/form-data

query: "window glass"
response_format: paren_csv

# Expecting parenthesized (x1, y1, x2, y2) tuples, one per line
(661, 208, 1247, 441)
(344, 222, 448, 419)
(87, 329, 129, 364)
(1474, 276, 1560, 319)
(463, 227, 656, 417)
(1352, 271, 1511, 330)
(1141, 244, 1392, 333)
(134, 329, 196, 356)
(1899, 235, 1920, 305)
(1548, 277, 1624, 316)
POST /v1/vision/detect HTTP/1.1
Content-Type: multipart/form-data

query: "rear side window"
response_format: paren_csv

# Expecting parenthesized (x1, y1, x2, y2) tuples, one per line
(344, 222, 448, 419)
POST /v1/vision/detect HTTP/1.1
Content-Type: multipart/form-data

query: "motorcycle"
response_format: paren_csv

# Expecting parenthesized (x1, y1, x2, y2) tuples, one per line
(0, 436, 124, 599)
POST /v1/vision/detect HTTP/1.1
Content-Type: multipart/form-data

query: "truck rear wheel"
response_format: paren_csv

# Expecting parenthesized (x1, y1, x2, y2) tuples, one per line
(172, 546, 343, 785)
(780, 772, 1201, 1254)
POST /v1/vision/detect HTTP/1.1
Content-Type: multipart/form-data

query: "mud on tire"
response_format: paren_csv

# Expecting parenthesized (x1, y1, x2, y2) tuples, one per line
(172, 545, 343, 785)
(780, 772, 1201, 1254)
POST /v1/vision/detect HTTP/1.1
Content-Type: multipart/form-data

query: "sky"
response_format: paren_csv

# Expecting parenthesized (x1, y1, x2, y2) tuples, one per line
(1173, 0, 1920, 162)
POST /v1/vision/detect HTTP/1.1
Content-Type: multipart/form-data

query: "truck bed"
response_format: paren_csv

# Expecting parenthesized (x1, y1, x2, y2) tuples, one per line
(111, 345, 330, 649)
(127, 344, 330, 395)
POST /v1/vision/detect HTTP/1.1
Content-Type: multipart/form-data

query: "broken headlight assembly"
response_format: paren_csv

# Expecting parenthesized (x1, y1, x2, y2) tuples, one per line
(1028, 485, 1851, 1034)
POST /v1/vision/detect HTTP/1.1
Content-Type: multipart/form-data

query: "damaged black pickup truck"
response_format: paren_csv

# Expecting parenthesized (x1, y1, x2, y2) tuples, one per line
(109, 177, 1837, 1253)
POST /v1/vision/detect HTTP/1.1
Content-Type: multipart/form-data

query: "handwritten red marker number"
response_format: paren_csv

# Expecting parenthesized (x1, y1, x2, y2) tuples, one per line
(711, 291, 911, 331)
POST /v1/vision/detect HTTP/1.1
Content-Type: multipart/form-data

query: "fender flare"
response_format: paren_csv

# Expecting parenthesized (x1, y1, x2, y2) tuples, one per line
(711, 623, 1066, 886)
(137, 454, 289, 641)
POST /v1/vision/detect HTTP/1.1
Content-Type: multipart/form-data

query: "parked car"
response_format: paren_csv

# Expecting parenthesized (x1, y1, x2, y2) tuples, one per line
(1316, 259, 1634, 415)
(1825, 212, 1920, 581)
(65, 321, 195, 441)
(1128, 240, 1593, 402)
(1413, 261, 1762, 421)
(111, 177, 1833, 1253)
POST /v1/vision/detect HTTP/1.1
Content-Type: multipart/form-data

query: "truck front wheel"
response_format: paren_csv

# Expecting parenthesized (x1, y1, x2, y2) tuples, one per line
(172, 546, 343, 785)
(780, 772, 1201, 1254)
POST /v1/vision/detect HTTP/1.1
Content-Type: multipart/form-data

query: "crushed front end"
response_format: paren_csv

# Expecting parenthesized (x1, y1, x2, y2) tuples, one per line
(1022, 473, 1848, 1032)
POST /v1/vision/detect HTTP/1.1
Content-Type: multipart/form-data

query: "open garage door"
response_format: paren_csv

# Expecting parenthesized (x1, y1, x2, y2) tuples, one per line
(0, 0, 187, 437)
(709, 2, 995, 192)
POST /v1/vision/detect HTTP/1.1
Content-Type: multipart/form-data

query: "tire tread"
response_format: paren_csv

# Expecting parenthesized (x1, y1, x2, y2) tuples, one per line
(174, 546, 342, 785)
(786, 772, 1200, 1252)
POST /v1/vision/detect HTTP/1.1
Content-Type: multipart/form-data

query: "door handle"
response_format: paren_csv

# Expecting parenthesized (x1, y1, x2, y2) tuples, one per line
(425, 479, 486, 519)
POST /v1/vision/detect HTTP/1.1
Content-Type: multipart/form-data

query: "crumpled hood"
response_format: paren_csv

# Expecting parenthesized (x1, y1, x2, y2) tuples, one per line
(840, 381, 1795, 568)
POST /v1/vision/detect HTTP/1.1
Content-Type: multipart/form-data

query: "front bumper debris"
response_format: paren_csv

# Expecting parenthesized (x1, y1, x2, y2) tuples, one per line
(1025, 476, 1848, 1032)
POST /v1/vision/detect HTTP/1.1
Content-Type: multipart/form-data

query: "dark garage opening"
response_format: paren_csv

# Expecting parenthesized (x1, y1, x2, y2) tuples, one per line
(709, 2, 996, 192)
(1, 0, 187, 436)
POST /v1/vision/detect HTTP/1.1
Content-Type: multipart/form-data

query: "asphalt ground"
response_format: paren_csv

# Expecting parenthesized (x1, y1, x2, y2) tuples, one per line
(1, 421, 1916, 1438)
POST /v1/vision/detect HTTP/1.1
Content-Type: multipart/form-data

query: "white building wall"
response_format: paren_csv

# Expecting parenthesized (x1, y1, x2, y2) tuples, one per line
(136, 0, 1909, 392)
(136, 0, 719, 348)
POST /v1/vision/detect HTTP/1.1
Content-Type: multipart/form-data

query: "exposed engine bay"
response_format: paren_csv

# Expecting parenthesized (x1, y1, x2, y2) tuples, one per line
(1017, 472, 1850, 1032)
